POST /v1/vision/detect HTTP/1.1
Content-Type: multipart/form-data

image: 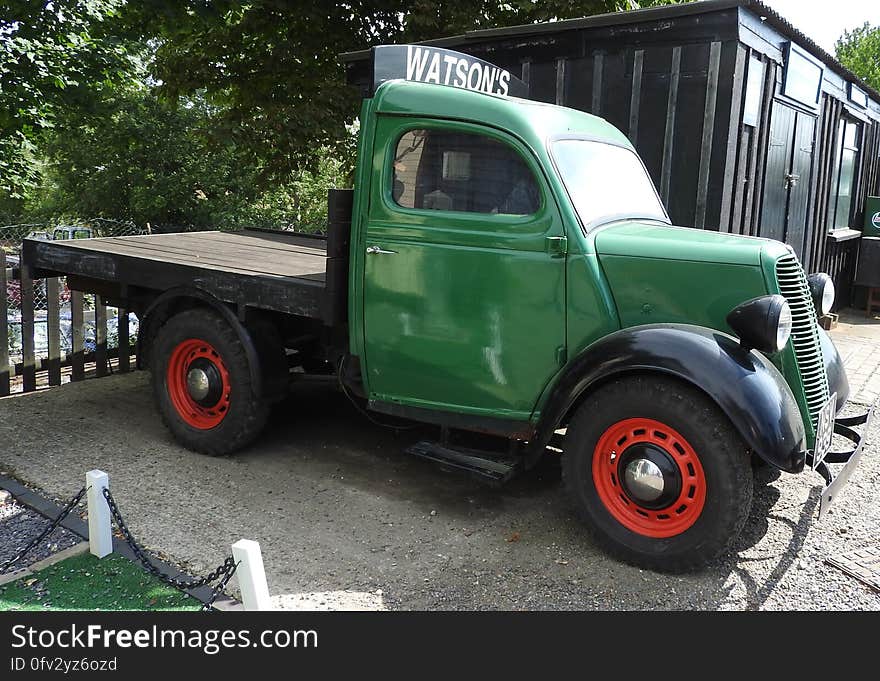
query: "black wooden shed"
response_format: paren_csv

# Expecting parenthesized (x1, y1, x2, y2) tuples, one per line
(345, 0, 880, 309)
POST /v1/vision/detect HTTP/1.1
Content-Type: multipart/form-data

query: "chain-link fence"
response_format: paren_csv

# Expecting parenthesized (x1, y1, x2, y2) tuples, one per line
(1, 218, 146, 389)
(1, 217, 144, 309)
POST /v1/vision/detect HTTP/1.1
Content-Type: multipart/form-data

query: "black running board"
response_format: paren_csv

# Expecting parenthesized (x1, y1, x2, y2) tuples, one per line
(406, 440, 519, 484)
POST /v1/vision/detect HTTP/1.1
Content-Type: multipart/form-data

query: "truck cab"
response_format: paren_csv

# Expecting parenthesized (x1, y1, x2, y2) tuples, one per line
(23, 45, 872, 572)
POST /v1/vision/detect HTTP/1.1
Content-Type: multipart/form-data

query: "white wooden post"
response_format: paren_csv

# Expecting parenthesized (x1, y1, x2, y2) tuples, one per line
(86, 469, 112, 558)
(231, 539, 272, 611)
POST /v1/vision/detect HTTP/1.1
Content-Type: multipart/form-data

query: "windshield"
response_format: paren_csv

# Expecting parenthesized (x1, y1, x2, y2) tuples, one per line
(551, 139, 669, 230)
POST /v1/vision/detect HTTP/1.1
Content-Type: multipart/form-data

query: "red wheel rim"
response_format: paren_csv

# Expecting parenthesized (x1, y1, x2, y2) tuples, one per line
(166, 339, 231, 430)
(592, 418, 706, 538)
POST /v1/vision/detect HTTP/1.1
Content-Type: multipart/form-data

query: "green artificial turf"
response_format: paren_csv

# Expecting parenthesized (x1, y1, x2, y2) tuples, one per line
(0, 552, 202, 611)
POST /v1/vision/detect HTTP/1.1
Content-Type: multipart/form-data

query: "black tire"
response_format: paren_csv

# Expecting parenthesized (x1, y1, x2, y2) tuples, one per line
(150, 308, 269, 456)
(562, 375, 753, 572)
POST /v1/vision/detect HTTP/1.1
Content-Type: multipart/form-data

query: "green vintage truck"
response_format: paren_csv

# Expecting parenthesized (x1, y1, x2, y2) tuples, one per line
(23, 46, 872, 571)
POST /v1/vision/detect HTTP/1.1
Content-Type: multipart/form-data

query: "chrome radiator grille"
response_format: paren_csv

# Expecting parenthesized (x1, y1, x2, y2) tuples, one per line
(775, 254, 829, 429)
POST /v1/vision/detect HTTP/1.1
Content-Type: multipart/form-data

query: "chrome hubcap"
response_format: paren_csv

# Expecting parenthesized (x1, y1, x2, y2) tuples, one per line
(186, 367, 211, 401)
(623, 458, 665, 503)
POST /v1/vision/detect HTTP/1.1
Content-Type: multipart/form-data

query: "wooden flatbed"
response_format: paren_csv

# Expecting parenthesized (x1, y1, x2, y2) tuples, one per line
(22, 229, 343, 322)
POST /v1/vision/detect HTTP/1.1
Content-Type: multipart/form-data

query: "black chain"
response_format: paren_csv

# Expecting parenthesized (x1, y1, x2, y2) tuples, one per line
(102, 488, 237, 593)
(203, 560, 240, 611)
(0, 486, 239, 608)
(0, 486, 87, 574)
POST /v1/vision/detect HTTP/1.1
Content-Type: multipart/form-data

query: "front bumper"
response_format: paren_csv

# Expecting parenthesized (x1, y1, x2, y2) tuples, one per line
(806, 404, 875, 519)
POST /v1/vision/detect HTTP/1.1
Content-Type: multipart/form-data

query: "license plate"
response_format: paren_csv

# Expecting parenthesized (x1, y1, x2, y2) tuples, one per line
(812, 392, 837, 470)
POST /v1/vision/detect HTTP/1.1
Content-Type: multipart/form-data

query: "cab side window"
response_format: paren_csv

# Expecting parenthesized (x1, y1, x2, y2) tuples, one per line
(392, 129, 540, 216)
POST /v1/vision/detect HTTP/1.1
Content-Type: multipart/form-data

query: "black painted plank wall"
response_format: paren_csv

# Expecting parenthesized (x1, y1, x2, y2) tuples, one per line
(345, 5, 880, 304)
(523, 39, 736, 233)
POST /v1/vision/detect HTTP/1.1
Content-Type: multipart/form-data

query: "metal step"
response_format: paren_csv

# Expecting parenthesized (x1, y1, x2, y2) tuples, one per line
(406, 440, 519, 484)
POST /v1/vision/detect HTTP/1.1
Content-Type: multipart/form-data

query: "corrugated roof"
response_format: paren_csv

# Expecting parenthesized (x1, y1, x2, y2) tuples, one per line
(737, 0, 879, 103)
(342, 0, 879, 104)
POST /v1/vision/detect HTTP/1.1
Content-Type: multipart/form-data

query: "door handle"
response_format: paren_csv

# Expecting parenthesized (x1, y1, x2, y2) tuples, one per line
(545, 235, 568, 257)
(366, 245, 397, 255)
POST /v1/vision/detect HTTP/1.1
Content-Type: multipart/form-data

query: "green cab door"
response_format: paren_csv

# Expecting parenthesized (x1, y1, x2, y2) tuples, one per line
(361, 116, 567, 421)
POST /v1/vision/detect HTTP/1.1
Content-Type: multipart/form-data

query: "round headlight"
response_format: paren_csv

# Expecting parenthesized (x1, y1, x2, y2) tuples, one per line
(726, 295, 791, 353)
(776, 299, 792, 351)
(807, 273, 835, 316)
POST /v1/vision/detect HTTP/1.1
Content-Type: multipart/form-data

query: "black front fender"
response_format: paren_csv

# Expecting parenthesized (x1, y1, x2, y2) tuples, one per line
(533, 324, 807, 472)
(818, 327, 850, 410)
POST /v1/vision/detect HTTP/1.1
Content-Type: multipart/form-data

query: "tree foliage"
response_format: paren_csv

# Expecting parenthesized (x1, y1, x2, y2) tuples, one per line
(29, 83, 359, 231)
(4, 0, 684, 228)
(33, 90, 239, 226)
(836, 22, 880, 93)
(0, 0, 139, 204)
(123, 1, 662, 185)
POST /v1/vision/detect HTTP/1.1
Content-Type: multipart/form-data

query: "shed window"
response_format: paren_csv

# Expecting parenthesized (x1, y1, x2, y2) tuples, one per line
(743, 56, 765, 127)
(828, 118, 861, 231)
(782, 43, 822, 108)
(849, 83, 868, 109)
(392, 129, 540, 216)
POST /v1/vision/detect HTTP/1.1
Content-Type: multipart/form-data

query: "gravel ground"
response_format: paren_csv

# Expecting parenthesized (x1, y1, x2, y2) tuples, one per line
(0, 364, 878, 611)
(0, 494, 82, 572)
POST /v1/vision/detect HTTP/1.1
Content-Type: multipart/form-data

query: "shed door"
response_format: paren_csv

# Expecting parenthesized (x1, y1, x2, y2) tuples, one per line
(760, 101, 816, 260)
